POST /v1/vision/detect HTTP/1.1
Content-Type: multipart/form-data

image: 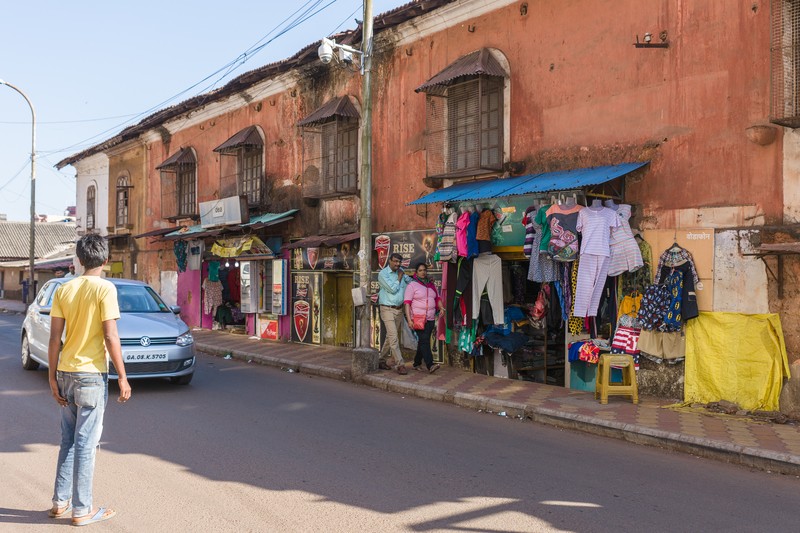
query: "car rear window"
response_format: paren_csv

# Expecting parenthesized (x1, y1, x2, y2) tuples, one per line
(117, 285, 171, 313)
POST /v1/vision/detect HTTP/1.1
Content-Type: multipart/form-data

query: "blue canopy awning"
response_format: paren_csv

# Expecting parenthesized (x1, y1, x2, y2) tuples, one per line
(408, 162, 649, 205)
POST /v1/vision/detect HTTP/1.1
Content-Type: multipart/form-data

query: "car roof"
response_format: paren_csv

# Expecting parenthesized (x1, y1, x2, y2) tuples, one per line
(48, 277, 150, 288)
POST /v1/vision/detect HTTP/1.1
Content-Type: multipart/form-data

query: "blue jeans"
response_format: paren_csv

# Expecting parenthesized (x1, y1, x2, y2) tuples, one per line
(52, 372, 108, 517)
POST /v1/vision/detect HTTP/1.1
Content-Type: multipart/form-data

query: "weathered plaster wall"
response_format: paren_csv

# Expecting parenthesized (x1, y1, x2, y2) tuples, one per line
(369, 0, 780, 232)
(713, 230, 769, 314)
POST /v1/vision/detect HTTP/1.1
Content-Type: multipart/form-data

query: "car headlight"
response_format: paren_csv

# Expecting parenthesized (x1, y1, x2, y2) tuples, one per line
(176, 331, 194, 346)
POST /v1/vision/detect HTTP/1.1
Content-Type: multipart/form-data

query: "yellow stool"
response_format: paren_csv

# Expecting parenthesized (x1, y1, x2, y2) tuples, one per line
(595, 354, 638, 404)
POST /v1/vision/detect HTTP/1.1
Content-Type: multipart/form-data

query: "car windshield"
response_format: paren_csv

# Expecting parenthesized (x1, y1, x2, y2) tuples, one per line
(117, 285, 171, 313)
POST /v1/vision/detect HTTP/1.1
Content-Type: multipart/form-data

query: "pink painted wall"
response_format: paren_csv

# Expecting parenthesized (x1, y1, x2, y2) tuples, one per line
(177, 268, 201, 328)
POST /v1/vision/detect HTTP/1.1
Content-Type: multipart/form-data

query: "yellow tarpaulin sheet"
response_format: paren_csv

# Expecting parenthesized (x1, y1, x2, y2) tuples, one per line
(685, 312, 791, 411)
(211, 236, 272, 258)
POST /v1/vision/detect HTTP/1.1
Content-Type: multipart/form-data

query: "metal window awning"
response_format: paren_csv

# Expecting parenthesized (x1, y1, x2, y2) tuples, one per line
(156, 147, 195, 170)
(162, 209, 297, 241)
(284, 231, 360, 249)
(297, 96, 360, 127)
(213, 126, 263, 153)
(408, 162, 649, 205)
(415, 48, 508, 94)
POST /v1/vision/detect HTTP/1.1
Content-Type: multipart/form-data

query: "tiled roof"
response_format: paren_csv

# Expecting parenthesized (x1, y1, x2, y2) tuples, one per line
(0, 222, 77, 261)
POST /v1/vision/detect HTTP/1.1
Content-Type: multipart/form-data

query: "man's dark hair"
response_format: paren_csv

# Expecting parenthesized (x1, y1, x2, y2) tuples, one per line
(76, 234, 109, 270)
(389, 253, 403, 262)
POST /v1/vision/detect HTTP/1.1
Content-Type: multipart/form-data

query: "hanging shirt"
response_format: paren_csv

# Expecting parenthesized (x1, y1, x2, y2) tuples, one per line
(476, 209, 496, 241)
(522, 206, 538, 258)
(433, 212, 448, 262)
(467, 211, 480, 258)
(437, 211, 458, 262)
(455, 211, 471, 257)
(576, 206, 620, 257)
(535, 205, 553, 253)
(546, 204, 584, 261)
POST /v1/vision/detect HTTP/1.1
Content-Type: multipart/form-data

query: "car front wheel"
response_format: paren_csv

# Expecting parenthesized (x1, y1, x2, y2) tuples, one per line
(170, 373, 193, 385)
(21, 335, 39, 370)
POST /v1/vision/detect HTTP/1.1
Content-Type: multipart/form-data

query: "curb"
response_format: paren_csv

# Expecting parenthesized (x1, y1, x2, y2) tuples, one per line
(200, 343, 800, 476)
(196, 342, 350, 381)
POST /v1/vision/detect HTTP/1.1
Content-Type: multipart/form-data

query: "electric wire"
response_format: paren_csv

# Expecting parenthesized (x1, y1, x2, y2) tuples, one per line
(41, 0, 341, 158)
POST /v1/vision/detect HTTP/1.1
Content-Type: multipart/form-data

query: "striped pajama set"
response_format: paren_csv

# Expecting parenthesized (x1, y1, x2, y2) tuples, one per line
(573, 206, 620, 318)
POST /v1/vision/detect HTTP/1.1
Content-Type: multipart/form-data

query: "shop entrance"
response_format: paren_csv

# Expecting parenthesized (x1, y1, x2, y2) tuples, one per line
(322, 273, 354, 348)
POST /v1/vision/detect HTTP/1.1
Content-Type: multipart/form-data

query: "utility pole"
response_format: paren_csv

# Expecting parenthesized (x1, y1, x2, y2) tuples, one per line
(357, 0, 374, 350)
(0, 80, 36, 301)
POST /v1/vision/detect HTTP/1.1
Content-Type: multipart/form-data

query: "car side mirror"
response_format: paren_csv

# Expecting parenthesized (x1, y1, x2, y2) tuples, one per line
(170, 306, 181, 315)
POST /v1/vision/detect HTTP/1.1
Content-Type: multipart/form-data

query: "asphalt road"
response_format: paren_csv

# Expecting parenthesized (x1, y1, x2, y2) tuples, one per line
(1, 312, 799, 532)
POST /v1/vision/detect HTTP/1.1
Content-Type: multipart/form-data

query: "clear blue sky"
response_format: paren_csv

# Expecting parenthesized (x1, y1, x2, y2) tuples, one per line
(0, 0, 406, 222)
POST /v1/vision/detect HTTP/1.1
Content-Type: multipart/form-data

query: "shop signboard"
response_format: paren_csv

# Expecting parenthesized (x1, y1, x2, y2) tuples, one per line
(371, 230, 442, 271)
(290, 240, 359, 271)
(258, 315, 279, 340)
(291, 272, 322, 344)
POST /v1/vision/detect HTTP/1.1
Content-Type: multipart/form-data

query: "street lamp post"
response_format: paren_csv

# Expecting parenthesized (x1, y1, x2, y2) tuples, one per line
(0, 79, 36, 303)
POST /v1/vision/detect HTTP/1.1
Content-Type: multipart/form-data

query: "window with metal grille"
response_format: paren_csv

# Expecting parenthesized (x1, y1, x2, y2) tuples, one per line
(160, 150, 198, 220)
(301, 117, 359, 198)
(116, 175, 131, 227)
(86, 185, 96, 230)
(239, 145, 264, 207)
(771, 0, 800, 126)
(177, 163, 196, 217)
(426, 76, 504, 178)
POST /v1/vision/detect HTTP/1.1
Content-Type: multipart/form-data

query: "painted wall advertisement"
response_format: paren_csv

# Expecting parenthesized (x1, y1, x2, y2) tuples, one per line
(290, 240, 359, 272)
(291, 272, 322, 345)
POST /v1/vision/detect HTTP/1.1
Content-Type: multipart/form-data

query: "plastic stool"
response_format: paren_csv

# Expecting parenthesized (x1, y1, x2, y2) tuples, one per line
(595, 354, 638, 404)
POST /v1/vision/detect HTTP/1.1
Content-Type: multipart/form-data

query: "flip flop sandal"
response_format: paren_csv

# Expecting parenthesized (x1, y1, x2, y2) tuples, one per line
(72, 507, 116, 527)
(49, 503, 72, 519)
(429, 364, 441, 374)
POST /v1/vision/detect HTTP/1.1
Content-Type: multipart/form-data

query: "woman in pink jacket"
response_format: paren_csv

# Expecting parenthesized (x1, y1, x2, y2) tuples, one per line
(404, 263, 444, 373)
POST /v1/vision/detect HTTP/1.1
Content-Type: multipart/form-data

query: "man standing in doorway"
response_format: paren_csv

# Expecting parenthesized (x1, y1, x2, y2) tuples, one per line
(377, 253, 410, 375)
(47, 234, 131, 527)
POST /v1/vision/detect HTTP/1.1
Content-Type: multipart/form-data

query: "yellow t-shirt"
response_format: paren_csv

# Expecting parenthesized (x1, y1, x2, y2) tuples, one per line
(51, 276, 120, 373)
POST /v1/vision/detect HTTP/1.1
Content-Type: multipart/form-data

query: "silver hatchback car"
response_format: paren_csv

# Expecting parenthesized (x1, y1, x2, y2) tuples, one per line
(21, 277, 196, 385)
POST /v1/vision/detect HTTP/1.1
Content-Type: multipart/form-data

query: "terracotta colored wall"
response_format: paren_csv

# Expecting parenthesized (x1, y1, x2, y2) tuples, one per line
(369, 0, 781, 231)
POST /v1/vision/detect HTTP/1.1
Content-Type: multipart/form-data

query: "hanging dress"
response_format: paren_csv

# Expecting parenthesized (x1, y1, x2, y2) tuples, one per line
(607, 204, 644, 276)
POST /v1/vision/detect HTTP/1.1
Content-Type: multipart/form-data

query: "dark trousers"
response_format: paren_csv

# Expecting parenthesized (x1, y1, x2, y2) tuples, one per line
(414, 320, 435, 369)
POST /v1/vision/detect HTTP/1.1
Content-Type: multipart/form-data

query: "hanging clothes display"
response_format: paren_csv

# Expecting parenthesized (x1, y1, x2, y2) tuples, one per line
(436, 210, 458, 262)
(467, 209, 480, 258)
(522, 206, 538, 258)
(472, 254, 504, 325)
(208, 261, 221, 282)
(433, 211, 447, 262)
(476, 208, 496, 254)
(607, 204, 644, 276)
(545, 203, 583, 261)
(527, 203, 560, 283)
(174, 241, 188, 272)
(573, 205, 619, 318)
(455, 210, 471, 257)
(656, 258, 699, 322)
(203, 278, 223, 315)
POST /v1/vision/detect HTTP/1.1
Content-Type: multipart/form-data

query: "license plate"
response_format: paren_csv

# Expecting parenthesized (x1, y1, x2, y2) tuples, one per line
(124, 352, 169, 363)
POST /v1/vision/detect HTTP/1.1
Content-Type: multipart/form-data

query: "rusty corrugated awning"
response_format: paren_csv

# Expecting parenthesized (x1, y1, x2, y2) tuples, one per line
(156, 148, 195, 170)
(415, 48, 508, 94)
(297, 96, 360, 127)
(213, 126, 263, 153)
(133, 226, 181, 239)
(284, 232, 360, 249)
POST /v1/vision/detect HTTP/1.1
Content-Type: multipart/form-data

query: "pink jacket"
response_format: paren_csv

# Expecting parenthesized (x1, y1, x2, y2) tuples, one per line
(455, 212, 471, 257)
(404, 277, 440, 321)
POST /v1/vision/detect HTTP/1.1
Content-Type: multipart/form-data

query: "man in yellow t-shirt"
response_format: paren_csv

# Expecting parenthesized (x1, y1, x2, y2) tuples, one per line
(47, 234, 131, 527)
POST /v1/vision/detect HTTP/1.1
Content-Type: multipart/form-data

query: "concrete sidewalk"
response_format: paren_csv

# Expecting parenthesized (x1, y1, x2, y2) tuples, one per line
(193, 329, 800, 475)
(0, 299, 27, 315)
